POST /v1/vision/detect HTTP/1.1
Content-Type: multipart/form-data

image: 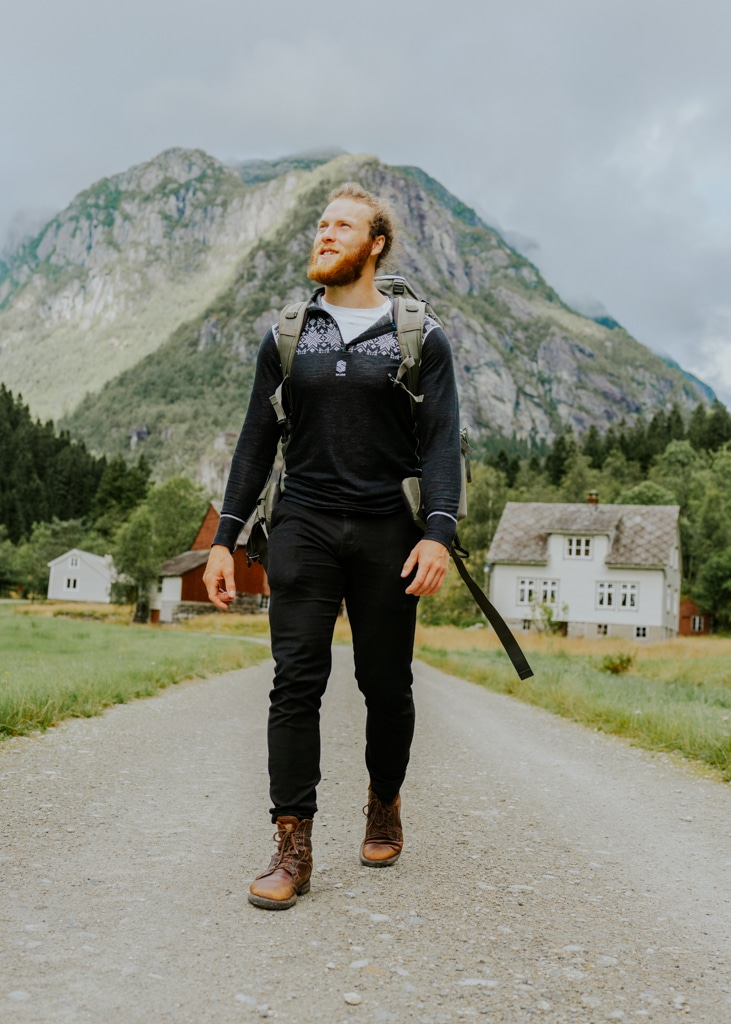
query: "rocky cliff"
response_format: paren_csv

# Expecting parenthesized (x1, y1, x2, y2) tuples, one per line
(0, 148, 709, 484)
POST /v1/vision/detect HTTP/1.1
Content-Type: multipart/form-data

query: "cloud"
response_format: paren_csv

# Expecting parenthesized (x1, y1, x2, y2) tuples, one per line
(2, 0, 731, 402)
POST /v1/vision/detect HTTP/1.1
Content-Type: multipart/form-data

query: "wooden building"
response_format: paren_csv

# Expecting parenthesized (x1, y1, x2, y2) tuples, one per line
(678, 597, 711, 636)
(153, 502, 268, 622)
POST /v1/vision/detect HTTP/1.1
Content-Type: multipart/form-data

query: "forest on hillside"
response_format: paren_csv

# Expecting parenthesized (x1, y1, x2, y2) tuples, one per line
(2, 384, 731, 627)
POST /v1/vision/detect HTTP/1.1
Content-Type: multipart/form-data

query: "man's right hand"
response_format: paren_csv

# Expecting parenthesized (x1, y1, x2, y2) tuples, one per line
(203, 545, 237, 610)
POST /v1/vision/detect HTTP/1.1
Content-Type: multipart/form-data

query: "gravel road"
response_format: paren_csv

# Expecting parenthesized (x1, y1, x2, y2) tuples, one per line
(2, 647, 730, 1024)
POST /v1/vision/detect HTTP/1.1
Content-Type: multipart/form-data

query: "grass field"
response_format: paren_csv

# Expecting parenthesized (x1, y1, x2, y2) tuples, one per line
(414, 626, 731, 782)
(5, 604, 731, 782)
(0, 604, 270, 739)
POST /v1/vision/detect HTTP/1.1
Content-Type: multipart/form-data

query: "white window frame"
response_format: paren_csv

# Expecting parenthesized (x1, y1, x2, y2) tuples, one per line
(64, 576, 78, 591)
(518, 578, 558, 607)
(619, 582, 638, 610)
(596, 581, 615, 609)
(69, 555, 79, 568)
(635, 626, 647, 639)
(597, 623, 608, 636)
(540, 579, 558, 605)
(691, 615, 704, 633)
(565, 536, 592, 559)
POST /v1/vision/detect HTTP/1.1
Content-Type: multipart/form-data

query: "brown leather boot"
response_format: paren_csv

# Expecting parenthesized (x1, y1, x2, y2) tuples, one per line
(360, 788, 403, 867)
(248, 816, 313, 910)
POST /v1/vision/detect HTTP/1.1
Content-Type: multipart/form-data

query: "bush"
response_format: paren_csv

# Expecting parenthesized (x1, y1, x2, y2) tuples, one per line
(600, 652, 635, 675)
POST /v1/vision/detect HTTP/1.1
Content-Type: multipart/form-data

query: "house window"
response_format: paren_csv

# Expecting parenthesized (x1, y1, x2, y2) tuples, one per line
(522, 619, 532, 631)
(619, 583, 638, 610)
(540, 579, 558, 605)
(518, 579, 558, 606)
(691, 615, 704, 633)
(64, 577, 78, 591)
(597, 623, 608, 636)
(259, 594, 270, 611)
(635, 626, 647, 639)
(596, 581, 614, 608)
(69, 555, 79, 568)
(566, 536, 592, 559)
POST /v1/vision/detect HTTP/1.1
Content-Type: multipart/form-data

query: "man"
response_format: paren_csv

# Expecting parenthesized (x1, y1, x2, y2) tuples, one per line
(203, 183, 461, 910)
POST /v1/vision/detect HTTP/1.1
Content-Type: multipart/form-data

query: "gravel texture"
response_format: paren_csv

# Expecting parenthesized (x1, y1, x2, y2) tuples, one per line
(1, 648, 730, 1023)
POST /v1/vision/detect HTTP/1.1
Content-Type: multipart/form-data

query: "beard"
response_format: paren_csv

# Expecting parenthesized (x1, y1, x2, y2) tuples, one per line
(307, 236, 375, 287)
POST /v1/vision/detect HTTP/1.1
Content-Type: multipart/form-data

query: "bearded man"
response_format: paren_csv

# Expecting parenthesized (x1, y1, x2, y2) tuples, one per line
(203, 183, 461, 910)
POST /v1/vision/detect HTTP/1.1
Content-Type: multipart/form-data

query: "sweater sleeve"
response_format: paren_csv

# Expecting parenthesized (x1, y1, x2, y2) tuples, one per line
(415, 325, 462, 549)
(211, 330, 283, 551)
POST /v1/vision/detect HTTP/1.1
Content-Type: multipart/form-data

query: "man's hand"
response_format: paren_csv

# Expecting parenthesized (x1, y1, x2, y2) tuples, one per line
(401, 538, 450, 596)
(203, 545, 237, 610)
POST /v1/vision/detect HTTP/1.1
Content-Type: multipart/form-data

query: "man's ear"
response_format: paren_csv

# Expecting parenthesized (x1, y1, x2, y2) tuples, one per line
(371, 235, 386, 256)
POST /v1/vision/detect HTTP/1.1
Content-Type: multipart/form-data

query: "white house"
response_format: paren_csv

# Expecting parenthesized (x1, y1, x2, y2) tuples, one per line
(486, 501, 681, 641)
(47, 549, 114, 603)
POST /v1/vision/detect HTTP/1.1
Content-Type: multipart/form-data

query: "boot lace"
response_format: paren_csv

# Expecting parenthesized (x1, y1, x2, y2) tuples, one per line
(363, 797, 400, 841)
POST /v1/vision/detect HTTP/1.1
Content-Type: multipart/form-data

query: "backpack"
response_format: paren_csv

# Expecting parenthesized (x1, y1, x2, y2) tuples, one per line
(264, 275, 471, 527)
(243, 275, 532, 680)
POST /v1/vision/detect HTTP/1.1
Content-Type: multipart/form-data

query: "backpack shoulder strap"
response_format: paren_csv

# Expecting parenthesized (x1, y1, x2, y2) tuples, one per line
(270, 300, 308, 427)
(390, 295, 426, 411)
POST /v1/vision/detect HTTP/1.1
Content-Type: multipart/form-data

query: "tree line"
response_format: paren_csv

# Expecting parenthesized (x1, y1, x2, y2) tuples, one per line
(0, 386, 207, 617)
(3, 383, 730, 628)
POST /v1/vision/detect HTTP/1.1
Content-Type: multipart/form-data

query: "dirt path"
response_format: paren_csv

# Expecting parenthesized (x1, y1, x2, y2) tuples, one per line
(1, 649, 730, 1024)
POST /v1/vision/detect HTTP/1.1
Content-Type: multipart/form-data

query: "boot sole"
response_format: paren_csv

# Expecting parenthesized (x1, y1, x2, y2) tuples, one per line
(247, 880, 310, 911)
(359, 848, 401, 868)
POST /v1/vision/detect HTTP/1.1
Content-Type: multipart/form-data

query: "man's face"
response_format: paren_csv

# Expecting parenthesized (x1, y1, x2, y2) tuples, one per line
(308, 198, 383, 287)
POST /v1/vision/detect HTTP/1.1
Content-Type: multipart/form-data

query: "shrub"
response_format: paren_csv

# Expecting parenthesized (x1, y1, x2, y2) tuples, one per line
(600, 652, 635, 674)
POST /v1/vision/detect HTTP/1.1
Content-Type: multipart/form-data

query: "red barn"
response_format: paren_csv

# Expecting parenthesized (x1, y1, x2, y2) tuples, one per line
(153, 502, 268, 622)
(678, 597, 710, 636)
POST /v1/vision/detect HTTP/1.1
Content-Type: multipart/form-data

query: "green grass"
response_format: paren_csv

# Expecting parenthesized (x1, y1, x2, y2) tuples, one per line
(415, 638, 731, 781)
(0, 608, 270, 739)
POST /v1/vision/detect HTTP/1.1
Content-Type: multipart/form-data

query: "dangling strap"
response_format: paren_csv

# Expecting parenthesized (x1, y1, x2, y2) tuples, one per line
(450, 546, 534, 681)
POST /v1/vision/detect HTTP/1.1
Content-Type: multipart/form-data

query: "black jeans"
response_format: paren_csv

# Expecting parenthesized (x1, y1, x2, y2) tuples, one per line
(265, 500, 422, 822)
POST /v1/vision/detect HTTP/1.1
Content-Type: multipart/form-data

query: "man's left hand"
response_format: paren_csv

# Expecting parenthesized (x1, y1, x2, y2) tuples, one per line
(401, 539, 450, 596)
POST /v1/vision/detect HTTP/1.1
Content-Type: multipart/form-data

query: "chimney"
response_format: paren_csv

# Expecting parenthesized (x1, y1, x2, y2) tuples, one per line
(587, 490, 599, 506)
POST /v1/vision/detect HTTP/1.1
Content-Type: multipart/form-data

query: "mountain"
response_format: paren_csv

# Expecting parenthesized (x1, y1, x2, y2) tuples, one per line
(0, 148, 315, 421)
(0, 148, 712, 487)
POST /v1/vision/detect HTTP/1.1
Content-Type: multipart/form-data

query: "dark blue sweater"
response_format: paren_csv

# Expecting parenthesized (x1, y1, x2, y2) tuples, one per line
(212, 299, 462, 551)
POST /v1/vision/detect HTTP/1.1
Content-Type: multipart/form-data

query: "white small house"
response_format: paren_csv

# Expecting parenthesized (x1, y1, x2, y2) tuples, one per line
(47, 549, 114, 603)
(486, 502, 681, 641)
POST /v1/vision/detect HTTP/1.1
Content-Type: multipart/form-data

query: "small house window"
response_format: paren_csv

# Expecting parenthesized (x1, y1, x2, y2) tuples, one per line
(540, 579, 558, 605)
(619, 583, 638, 610)
(635, 626, 647, 639)
(566, 536, 592, 559)
(69, 555, 79, 568)
(597, 623, 608, 636)
(597, 581, 614, 608)
(517, 579, 535, 605)
(691, 615, 704, 633)
(522, 619, 532, 631)
(64, 577, 78, 591)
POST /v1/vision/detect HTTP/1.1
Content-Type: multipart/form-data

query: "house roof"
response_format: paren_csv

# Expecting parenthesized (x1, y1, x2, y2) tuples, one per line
(47, 548, 110, 571)
(159, 550, 210, 577)
(486, 502, 679, 569)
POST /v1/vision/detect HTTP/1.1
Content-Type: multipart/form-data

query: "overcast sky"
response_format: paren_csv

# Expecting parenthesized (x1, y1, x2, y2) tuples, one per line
(3, 0, 730, 404)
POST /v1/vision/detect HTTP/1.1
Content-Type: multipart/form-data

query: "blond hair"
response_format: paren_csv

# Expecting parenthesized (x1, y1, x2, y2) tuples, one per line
(327, 182, 397, 269)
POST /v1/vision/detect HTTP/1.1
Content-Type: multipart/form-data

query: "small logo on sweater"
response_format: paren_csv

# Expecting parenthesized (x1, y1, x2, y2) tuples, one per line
(335, 359, 347, 377)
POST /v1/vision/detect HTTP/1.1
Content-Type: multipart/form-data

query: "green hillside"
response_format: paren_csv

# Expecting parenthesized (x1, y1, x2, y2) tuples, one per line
(61, 154, 708, 483)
